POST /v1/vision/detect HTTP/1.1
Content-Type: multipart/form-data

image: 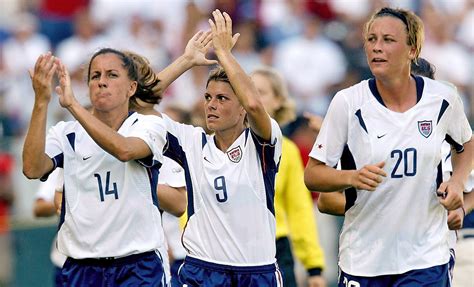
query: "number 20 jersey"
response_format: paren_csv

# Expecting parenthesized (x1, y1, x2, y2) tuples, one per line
(163, 114, 282, 266)
(44, 112, 167, 259)
(309, 76, 472, 276)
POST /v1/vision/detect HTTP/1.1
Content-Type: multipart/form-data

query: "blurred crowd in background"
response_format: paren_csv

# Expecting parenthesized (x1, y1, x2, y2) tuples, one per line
(0, 0, 472, 286)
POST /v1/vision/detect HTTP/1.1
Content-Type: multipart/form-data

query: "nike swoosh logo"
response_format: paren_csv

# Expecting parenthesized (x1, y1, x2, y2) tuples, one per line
(83, 156, 92, 160)
(203, 157, 211, 164)
(377, 134, 386, 139)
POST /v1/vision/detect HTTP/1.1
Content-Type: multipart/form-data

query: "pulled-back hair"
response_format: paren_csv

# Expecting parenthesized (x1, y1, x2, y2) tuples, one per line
(251, 66, 296, 126)
(364, 7, 424, 62)
(410, 57, 435, 79)
(123, 51, 162, 109)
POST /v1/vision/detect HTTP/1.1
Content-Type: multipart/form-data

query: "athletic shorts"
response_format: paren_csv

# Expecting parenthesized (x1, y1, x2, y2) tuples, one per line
(178, 256, 283, 287)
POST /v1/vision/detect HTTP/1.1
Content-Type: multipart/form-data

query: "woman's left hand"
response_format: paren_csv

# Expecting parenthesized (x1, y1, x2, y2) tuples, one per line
(209, 10, 240, 55)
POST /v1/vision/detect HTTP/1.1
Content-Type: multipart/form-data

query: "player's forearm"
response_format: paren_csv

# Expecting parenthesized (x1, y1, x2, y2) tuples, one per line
(317, 192, 346, 215)
(67, 104, 150, 161)
(157, 185, 186, 217)
(451, 139, 473, 187)
(34, 199, 57, 217)
(156, 55, 194, 95)
(304, 159, 353, 192)
(464, 190, 474, 214)
(22, 103, 53, 179)
(215, 50, 271, 139)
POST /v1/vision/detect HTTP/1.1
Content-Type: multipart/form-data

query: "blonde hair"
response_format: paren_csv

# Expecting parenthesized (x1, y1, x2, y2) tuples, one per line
(251, 66, 296, 126)
(364, 7, 424, 62)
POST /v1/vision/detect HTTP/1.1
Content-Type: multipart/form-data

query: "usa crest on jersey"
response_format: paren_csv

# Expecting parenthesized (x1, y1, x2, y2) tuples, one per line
(227, 146, 242, 163)
(418, 120, 432, 138)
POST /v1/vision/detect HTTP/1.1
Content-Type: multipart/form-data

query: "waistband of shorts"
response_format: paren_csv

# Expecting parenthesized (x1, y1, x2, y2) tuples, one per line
(458, 228, 474, 240)
(68, 251, 157, 267)
(184, 256, 276, 274)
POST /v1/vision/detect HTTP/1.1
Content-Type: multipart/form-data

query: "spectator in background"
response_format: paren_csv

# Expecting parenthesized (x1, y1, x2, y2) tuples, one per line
(36, 0, 89, 48)
(55, 8, 106, 109)
(1, 12, 50, 129)
(274, 14, 346, 116)
(0, 152, 14, 286)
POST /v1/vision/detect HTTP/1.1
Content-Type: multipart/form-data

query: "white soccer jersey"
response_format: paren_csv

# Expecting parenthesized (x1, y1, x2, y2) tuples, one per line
(44, 112, 167, 259)
(162, 114, 282, 266)
(310, 76, 472, 276)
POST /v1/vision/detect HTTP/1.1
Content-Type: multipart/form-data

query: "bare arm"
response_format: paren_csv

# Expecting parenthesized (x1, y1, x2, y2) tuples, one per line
(33, 199, 57, 217)
(304, 158, 386, 192)
(439, 138, 473, 210)
(23, 53, 56, 179)
(317, 191, 346, 216)
(209, 10, 271, 140)
(157, 185, 187, 217)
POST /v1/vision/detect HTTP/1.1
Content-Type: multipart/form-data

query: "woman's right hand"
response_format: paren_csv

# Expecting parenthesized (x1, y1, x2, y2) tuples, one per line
(29, 52, 57, 104)
(350, 161, 387, 191)
(183, 30, 217, 66)
(55, 59, 78, 110)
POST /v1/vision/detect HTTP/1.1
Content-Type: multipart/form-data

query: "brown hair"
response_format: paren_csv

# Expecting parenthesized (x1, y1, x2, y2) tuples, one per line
(122, 51, 162, 109)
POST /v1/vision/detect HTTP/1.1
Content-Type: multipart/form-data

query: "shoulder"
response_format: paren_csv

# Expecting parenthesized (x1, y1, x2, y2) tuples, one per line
(422, 77, 459, 103)
(330, 79, 371, 109)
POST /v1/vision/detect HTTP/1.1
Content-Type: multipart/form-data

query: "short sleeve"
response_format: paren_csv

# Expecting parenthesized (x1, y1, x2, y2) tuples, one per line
(446, 93, 472, 150)
(130, 115, 167, 167)
(158, 157, 186, 188)
(309, 92, 349, 167)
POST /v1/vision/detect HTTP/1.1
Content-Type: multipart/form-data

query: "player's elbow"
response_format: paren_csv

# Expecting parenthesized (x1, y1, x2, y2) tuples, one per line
(23, 165, 42, 180)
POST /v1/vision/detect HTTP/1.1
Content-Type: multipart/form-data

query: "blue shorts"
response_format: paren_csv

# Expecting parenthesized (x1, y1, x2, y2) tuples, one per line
(178, 256, 283, 287)
(338, 263, 448, 287)
(447, 249, 455, 287)
(61, 251, 166, 287)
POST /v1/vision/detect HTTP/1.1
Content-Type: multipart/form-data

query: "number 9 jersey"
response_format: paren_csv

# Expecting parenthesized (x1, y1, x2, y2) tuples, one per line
(162, 114, 282, 266)
(44, 112, 167, 259)
(309, 76, 472, 276)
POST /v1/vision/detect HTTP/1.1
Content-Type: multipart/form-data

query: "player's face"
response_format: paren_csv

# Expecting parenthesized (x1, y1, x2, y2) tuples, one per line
(204, 80, 245, 133)
(88, 53, 137, 113)
(251, 73, 281, 117)
(364, 16, 415, 80)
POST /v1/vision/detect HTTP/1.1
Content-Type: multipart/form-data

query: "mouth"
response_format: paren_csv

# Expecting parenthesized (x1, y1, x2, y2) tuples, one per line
(372, 58, 387, 63)
(207, 114, 219, 120)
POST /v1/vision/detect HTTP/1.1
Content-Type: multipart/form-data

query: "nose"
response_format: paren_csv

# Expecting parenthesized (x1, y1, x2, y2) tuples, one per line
(372, 39, 382, 53)
(98, 75, 107, 88)
(207, 98, 217, 110)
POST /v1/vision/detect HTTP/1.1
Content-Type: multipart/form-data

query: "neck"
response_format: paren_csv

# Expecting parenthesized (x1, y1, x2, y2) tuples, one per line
(375, 75, 417, 113)
(214, 126, 246, 151)
(93, 108, 129, 131)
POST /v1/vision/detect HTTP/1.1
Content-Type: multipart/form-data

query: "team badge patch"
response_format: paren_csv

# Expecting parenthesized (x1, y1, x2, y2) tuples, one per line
(227, 146, 242, 163)
(418, 120, 432, 138)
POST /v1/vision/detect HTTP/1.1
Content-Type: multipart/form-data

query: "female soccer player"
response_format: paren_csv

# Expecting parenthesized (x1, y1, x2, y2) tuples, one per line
(304, 7, 472, 286)
(160, 10, 283, 286)
(24, 48, 170, 286)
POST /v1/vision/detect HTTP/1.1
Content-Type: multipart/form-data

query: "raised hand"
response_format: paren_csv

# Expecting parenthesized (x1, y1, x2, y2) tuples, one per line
(54, 59, 78, 110)
(183, 30, 217, 66)
(208, 9, 240, 55)
(29, 52, 57, 104)
(350, 161, 387, 191)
